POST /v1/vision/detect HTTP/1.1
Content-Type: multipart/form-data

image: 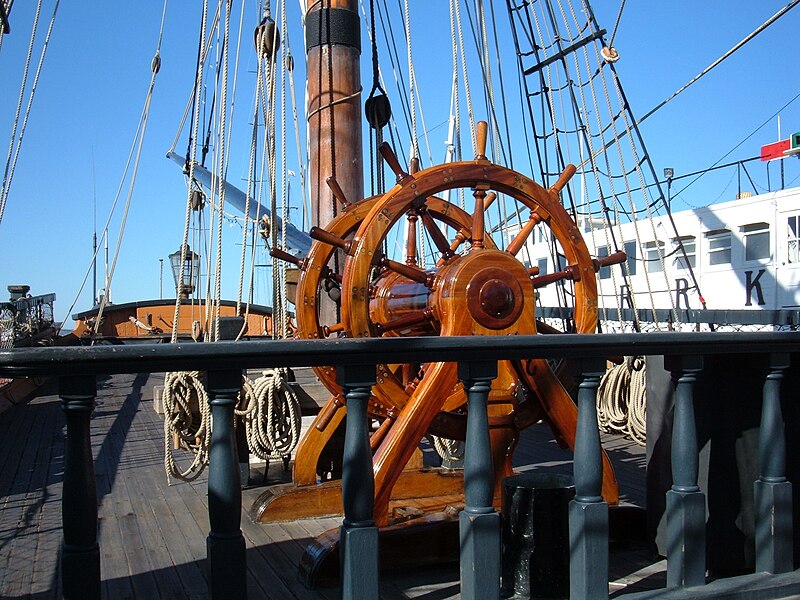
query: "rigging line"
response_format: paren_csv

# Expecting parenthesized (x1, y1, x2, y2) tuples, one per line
(0, 0, 43, 227)
(173, 0, 210, 343)
(403, 0, 419, 160)
(607, 0, 625, 48)
(672, 89, 800, 204)
(464, 0, 506, 164)
(59, 0, 169, 332)
(168, 5, 223, 156)
(578, 0, 800, 174)
(93, 9, 167, 337)
(454, 0, 476, 155)
(212, 0, 234, 342)
(487, 0, 514, 170)
(639, 0, 800, 126)
(238, 97, 260, 315)
(376, 0, 411, 167)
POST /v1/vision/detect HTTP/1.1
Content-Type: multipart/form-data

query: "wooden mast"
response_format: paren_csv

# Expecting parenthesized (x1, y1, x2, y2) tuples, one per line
(306, 0, 363, 231)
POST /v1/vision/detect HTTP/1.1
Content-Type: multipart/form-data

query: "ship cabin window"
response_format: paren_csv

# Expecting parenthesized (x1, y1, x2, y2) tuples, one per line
(644, 240, 665, 273)
(741, 222, 770, 262)
(597, 246, 611, 279)
(672, 236, 696, 270)
(537, 257, 548, 276)
(788, 215, 800, 263)
(537, 226, 548, 245)
(706, 229, 731, 266)
(624, 240, 637, 276)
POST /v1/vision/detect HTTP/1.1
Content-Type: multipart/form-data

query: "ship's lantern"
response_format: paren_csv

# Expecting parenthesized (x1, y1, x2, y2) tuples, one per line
(169, 244, 200, 299)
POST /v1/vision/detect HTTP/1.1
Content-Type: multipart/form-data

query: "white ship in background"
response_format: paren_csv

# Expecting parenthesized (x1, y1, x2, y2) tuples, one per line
(520, 141, 800, 331)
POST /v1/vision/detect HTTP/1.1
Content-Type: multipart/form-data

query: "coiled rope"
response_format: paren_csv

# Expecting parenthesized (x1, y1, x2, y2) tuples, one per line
(596, 356, 646, 445)
(163, 370, 211, 482)
(164, 0, 211, 483)
(238, 368, 302, 461)
(432, 435, 465, 464)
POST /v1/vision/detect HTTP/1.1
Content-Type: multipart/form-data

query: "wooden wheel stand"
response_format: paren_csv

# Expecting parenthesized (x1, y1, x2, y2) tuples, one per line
(262, 122, 626, 586)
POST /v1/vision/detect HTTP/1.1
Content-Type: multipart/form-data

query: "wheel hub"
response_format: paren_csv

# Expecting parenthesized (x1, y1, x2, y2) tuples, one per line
(466, 265, 524, 329)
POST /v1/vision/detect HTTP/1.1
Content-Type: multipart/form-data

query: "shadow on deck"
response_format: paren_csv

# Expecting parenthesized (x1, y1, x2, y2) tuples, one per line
(0, 372, 670, 599)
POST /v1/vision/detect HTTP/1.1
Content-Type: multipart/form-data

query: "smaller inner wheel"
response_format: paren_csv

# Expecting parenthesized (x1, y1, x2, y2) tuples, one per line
(466, 264, 525, 329)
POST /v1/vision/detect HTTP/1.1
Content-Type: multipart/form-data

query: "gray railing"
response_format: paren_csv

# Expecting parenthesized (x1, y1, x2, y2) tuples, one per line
(1, 331, 798, 599)
(0, 292, 56, 347)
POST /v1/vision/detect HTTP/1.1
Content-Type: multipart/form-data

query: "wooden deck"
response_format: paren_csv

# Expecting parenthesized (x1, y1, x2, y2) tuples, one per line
(0, 373, 663, 599)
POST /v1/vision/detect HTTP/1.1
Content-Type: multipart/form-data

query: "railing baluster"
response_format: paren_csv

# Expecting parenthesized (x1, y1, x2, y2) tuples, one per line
(457, 361, 500, 600)
(664, 355, 705, 588)
(570, 357, 608, 600)
(60, 375, 100, 600)
(206, 369, 247, 599)
(336, 364, 379, 600)
(755, 353, 793, 574)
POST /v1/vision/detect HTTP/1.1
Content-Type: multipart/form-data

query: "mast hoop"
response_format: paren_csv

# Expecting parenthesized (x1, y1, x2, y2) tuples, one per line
(305, 7, 361, 52)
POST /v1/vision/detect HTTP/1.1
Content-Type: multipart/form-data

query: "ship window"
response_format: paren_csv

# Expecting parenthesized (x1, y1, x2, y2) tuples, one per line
(706, 230, 731, 266)
(788, 215, 800, 263)
(537, 257, 548, 276)
(672, 236, 696, 270)
(741, 222, 770, 261)
(537, 226, 547, 244)
(644, 240, 665, 273)
(624, 240, 637, 276)
(597, 246, 611, 279)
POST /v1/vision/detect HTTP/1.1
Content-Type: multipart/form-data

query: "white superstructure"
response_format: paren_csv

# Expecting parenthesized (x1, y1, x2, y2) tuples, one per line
(518, 185, 800, 326)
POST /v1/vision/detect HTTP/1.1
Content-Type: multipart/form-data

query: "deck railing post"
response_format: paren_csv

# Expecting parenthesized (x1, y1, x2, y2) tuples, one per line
(457, 360, 500, 600)
(569, 357, 608, 600)
(60, 375, 100, 600)
(206, 369, 247, 599)
(336, 364, 379, 600)
(664, 354, 705, 588)
(755, 352, 793, 574)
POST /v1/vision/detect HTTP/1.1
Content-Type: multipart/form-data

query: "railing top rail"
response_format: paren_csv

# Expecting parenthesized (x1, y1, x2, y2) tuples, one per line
(2, 293, 57, 312)
(1, 331, 799, 377)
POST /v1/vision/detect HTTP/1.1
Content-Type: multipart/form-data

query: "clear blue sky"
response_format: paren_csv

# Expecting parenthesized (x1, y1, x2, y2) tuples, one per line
(1, 1, 798, 323)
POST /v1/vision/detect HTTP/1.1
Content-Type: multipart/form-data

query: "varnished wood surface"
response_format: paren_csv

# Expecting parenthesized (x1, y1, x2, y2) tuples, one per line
(0, 373, 661, 599)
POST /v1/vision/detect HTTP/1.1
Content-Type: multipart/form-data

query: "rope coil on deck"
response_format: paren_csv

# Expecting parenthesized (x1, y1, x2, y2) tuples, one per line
(163, 371, 211, 482)
(431, 435, 465, 463)
(597, 356, 646, 445)
(239, 368, 302, 460)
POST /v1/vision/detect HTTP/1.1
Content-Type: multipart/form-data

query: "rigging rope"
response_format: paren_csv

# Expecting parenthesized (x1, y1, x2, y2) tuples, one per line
(163, 370, 212, 482)
(597, 356, 646, 445)
(607, 0, 626, 49)
(638, 0, 800, 126)
(164, 0, 210, 483)
(238, 368, 302, 460)
(172, 0, 210, 342)
(0, 0, 57, 228)
(211, 0, 233, 343)
(93, 0, 168, 336)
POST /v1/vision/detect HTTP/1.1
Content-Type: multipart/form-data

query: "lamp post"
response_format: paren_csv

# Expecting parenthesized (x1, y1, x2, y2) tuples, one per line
(159, 258, 164, 299)
(663, 167, 674, 210)
(169, 244, 200, 299)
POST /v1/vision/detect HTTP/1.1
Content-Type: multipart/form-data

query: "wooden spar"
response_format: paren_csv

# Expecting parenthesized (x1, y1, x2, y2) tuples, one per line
(306, 0, 363, 231)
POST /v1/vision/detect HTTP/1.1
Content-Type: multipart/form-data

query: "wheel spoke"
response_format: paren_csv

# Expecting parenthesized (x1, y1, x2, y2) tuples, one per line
(506, 212, 542, 256)
(419, 207, 455, 260)
(405, 213, 418, 266)
(375, 308, 435, 335)
(326, 176, 349, 209)
(470, 188, 488, 251)
(309, 226, 352, 253)
(378, 142, 409, 182)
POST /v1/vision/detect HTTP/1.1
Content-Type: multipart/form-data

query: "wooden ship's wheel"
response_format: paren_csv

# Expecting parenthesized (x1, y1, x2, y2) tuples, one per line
(256, 122, 622, 526)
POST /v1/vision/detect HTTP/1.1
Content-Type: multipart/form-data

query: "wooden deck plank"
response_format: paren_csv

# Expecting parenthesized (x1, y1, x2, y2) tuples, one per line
(0, 394, 61, 597)
(0, 372, 661, 599)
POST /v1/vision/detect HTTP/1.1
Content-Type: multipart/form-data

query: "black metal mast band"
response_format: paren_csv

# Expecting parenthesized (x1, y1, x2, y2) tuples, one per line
(306, 8, 361, 53)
